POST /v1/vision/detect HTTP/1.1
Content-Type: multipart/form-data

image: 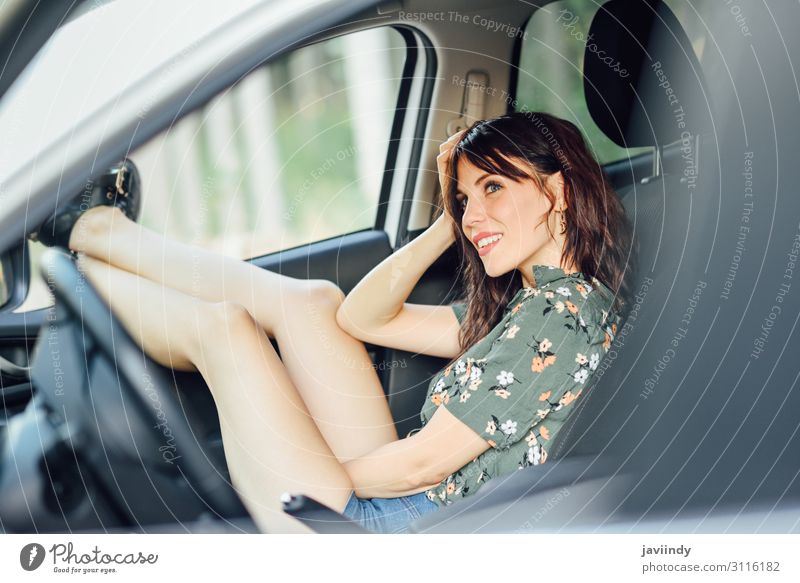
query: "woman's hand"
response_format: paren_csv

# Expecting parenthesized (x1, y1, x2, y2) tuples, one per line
(436, 129, 467, 197)
(433, 129, 467, 240)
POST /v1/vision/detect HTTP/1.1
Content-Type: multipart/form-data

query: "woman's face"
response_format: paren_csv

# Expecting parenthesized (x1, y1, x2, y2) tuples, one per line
(455, 156, 568, 287)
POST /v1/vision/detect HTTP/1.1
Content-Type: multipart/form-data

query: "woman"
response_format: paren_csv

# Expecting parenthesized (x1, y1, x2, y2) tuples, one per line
(30, 111, 634, 534)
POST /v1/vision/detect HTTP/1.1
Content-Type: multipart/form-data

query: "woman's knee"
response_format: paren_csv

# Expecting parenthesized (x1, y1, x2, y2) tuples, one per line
(219, 299, 257, 323)
(302, 280, 345, 313)
(205, 300, 259, 338)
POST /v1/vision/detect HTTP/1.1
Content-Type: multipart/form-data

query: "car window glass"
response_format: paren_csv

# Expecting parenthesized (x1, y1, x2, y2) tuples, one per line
(662, 0, 716, 69)
(17, 27, 405, 312)
(515, 0, 652, 164)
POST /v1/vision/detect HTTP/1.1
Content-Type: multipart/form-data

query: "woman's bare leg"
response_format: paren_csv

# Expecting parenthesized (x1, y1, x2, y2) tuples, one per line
(68, 205, 303, 337)
(75, 253, 354, 533)
(68, 205, 399, 462)
(266, 283, 400, 461)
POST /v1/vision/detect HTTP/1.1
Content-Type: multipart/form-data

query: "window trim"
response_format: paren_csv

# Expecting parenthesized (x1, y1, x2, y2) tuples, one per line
(373, 25, 418, 233)
(391, 26, 437, 249)
(0, 241, 30, 313)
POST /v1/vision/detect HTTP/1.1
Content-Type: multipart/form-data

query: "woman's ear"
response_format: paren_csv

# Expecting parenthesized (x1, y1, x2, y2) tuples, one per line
(546, 171, 567, 210)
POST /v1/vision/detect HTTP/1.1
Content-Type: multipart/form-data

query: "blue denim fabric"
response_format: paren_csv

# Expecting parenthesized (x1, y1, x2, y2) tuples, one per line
(342, 491, 439, 533)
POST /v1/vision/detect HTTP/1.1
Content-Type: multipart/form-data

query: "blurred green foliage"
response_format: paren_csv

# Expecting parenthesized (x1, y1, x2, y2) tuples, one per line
(167, 28, 404, 251)
(270, 32, 404, 239)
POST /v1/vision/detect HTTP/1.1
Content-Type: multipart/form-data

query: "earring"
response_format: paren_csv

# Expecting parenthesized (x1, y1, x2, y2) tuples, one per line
(557, 207, 567, 234)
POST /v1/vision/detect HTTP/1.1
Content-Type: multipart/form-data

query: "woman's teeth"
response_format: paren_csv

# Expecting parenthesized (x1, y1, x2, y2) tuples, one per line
(477, 234, 503, 248)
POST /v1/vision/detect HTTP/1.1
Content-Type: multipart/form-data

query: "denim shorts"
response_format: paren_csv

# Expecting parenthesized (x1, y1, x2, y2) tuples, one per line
(341, 491, 439, 534)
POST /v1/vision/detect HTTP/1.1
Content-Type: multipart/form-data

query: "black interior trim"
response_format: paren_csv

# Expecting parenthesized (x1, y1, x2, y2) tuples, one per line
(282, 494, 370, 534)
(0, 240, 30, 313)
(0, 381, 33, 415)
(247, 229, 391, 290)
(374, 27, 417, 231)
(394, 28, 437, 248)
(0, 308, 45, 338)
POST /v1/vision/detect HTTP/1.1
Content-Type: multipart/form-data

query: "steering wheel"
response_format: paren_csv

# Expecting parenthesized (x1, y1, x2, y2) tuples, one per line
(29, 248, 247, 525)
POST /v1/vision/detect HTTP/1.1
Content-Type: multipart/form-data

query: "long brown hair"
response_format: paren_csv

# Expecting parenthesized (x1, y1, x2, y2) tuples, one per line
(434, 111, 636, 360)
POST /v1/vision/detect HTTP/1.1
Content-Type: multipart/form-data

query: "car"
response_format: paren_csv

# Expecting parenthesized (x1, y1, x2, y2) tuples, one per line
(0, 0, 799, 535)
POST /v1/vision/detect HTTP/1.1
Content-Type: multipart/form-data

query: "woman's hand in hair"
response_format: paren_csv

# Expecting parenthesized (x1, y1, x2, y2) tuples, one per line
(436, 129, 467, 198)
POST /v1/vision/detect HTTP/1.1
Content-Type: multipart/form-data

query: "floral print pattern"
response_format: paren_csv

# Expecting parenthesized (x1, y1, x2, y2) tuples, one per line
(419, 264, 621, 506)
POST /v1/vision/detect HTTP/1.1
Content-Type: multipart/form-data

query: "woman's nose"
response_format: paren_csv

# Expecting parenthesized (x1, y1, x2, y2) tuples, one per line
(461, 197, 486, 226)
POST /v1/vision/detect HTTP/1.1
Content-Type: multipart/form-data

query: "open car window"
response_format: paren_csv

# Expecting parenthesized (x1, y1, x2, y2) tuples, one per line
(15, 19, 406, 311)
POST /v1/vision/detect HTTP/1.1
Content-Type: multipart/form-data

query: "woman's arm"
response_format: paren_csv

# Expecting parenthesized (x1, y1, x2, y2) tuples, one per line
(336, 130, 465, 336)
(336, 212, 456, 334)
(342, 405, 490, 498)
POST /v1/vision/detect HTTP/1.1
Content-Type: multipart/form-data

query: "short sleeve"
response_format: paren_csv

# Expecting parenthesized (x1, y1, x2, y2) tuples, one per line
(450, 301, 467, 325)
(437, 287, 605, 450)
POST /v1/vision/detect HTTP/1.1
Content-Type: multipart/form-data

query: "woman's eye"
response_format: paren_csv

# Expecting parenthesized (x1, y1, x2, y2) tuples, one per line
(485, 181, 502, 194)
(456, 182, 499, 209)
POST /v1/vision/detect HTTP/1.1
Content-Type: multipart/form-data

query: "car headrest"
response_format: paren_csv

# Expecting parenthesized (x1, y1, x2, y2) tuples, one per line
(583, 0, 710, 148)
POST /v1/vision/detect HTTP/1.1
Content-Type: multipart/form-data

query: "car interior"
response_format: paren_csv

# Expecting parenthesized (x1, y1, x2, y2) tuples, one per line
(1, 0, 799, 533)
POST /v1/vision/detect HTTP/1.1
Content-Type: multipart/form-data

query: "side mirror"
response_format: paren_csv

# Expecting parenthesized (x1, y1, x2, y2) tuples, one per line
(0, 240, 30, 312)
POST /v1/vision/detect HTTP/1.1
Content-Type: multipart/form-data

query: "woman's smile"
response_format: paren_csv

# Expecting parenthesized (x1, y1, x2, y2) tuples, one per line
(477, 235, 502, 256)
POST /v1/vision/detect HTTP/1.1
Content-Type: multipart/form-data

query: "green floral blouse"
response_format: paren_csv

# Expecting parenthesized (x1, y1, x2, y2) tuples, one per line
(417, 264, 621, 507)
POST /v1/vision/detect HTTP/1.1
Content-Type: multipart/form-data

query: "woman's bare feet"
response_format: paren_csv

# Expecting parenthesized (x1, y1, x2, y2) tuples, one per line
(67, 205, 129, 254)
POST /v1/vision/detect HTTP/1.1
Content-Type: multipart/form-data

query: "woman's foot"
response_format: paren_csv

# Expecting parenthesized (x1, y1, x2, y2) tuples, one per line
(28, 158, 142, 249)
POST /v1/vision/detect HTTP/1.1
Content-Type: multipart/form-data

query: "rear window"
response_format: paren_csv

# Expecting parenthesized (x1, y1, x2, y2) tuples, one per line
(514, 0, 652, 164)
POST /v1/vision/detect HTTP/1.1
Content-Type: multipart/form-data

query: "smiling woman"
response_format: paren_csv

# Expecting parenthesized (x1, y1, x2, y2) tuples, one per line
(454, 160, 570, 270)
(330, 110, 636, 522)
(392, 111, 636, 506)
(440, 111, 636, 357)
